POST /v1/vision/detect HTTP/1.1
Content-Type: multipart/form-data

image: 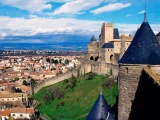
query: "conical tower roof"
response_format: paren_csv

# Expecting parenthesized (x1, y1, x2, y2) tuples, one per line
(90, 35, 97, 42)
(156, 32, 160, 36)
(86, 91, 115, 120)
(119, 11, 160, 64)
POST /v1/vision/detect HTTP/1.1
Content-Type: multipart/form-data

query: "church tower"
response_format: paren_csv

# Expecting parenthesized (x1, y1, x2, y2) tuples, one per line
(118, 8, 160, 120)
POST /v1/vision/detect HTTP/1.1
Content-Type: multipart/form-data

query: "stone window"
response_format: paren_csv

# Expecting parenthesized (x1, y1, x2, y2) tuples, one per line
(125, 67, 128, 74)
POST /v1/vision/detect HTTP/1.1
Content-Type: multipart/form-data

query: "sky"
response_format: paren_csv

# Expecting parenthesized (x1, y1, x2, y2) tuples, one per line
(0, 0, 160, 42)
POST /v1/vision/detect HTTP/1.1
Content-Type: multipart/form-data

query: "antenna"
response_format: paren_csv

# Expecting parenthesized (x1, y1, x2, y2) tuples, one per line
(100, 88, 102, 95)
(144, 1, 147, 22)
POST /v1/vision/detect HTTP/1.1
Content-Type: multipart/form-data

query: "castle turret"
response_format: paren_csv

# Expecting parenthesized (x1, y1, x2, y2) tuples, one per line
(88, 35, 99, 61)
(86, 90, 115, 120)
(118, 8, 160, 120)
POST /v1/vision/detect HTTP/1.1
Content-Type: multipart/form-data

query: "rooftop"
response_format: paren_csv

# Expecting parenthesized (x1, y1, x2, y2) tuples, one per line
(119, 12, 160, 64)
(86, 91, 115, 120)
(0, 93, 27, 98)
(90, 35, 97, 42)
(114, 28, 120, 39)
(102, 42, 114, 48)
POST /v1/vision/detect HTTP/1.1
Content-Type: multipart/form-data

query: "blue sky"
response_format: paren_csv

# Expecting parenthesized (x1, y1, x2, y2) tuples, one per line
(0, 0, 159, 41)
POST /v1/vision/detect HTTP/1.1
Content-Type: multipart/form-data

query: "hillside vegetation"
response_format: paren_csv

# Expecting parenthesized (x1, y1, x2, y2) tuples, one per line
(33, 73, 118, 120)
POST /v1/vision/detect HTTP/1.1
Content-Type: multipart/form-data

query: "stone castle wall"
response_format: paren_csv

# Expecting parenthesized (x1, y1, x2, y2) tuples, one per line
(32, 66, 82, 94)
(118, 64, 147, 120)
(81, 59, 119, 78)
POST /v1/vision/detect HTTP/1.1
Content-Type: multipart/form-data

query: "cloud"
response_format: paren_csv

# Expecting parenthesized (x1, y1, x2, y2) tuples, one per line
(0, 16, 102, 37)
(50, 0, 74, 2)
(0, 16, 159, 39)
(53, 0, 103, 15)
(90, 3, 131, 14)
(126, 14, 133, 17)
(138, 10, 145, 14)
(0, 0, 52, 13)
(77, 11, 86, 15)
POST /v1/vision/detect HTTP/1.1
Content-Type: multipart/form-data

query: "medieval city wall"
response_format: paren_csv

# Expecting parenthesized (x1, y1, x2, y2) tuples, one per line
(33, 66, 81, 94)
(118, 64, 147, 120)
(32, 58, 119, 94)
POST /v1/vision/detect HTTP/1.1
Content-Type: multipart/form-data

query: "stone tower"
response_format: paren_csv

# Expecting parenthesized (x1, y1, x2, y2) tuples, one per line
(99, 23, 114, 62)
(88, 35, 99, 61)
(118, 10, 160, 120)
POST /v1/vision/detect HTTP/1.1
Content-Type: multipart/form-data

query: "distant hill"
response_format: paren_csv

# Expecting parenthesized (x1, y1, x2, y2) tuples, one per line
(33, 73, 118, 120)
(0, 34, 92, 51)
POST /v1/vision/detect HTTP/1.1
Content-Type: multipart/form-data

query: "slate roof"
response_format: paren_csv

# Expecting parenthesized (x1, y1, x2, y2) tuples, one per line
(114, 28, 120, 39)
(156, 32, 160, 36)
(90, 35, 97, 42)
(102, 42, 114, 48)
(118, 14, 160, 64)
(86, 91, 115, 120)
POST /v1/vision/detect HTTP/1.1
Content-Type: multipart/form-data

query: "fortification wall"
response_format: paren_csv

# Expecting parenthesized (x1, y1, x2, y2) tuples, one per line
(32, 58, 119, 95)
(32, 66, 82, 94)
(81, 59, 119, 78)
(118, 64, 147, 120)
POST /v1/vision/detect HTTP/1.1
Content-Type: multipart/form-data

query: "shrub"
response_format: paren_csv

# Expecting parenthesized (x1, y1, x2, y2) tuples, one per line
(86, 72, 95, 80)
(103, 78, 115, 88)
(56, 101, 64, 109)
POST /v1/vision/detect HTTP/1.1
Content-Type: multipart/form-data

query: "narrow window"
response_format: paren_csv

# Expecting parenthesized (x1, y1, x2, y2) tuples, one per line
(126, 67, 128, 74)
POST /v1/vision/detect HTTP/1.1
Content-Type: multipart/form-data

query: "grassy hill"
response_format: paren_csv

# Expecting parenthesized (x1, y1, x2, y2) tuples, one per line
(33, 73, 118, 120)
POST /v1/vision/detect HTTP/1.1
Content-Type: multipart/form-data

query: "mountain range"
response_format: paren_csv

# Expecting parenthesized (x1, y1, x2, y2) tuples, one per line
(0, 34, 92, 51)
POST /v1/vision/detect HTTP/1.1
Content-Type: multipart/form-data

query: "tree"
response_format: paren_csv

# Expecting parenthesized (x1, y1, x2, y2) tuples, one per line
(22, 80, 28, 86)
(30, 78, 37, 86)
(14, 77, 19, 81)
(87, 72, 94, 80)
(46, 58, 50, 63)
(65, 59, 69, 64)
(54, 59, 59, 64)
(74, 63, 76, 68)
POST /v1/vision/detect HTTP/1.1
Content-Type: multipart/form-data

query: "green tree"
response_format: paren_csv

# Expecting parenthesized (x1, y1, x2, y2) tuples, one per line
(22, 80, 27, 86)
(30, 78, 37, 86)
(74, 63, 76, 68)
(46, 58, 50, 63)
(14, 77, 19, 81)
(65, 59, 69, 64)
(54, 59, 59, 64)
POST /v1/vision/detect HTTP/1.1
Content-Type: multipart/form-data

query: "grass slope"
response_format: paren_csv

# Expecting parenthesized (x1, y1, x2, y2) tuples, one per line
(33, 73, 118, 120)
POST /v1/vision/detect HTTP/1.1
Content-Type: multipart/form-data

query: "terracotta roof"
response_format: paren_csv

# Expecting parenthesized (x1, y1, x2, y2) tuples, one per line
(1, 109, 10, 116)
(20, 85, 30, 92)
(0, 93, 27, 98)
(11, 108, 34, 114)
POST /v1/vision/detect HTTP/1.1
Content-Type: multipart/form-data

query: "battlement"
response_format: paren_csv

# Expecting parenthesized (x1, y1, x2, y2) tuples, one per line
(103, 22, 113, 27)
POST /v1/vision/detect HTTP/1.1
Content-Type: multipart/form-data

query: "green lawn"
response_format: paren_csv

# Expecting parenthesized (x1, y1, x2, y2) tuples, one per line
(33, 73, 118, 120)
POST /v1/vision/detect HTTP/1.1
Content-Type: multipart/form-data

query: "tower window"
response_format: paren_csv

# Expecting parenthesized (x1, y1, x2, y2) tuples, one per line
(125, 67, 128, 74)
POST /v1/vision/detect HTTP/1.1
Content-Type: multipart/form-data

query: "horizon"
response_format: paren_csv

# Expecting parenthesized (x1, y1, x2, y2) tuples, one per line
(0, 0, 159, 50)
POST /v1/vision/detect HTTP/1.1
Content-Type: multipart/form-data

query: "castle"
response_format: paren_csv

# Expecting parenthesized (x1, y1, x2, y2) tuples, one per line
(86, 9, 160, 120)
(88, 23, 133, 64)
